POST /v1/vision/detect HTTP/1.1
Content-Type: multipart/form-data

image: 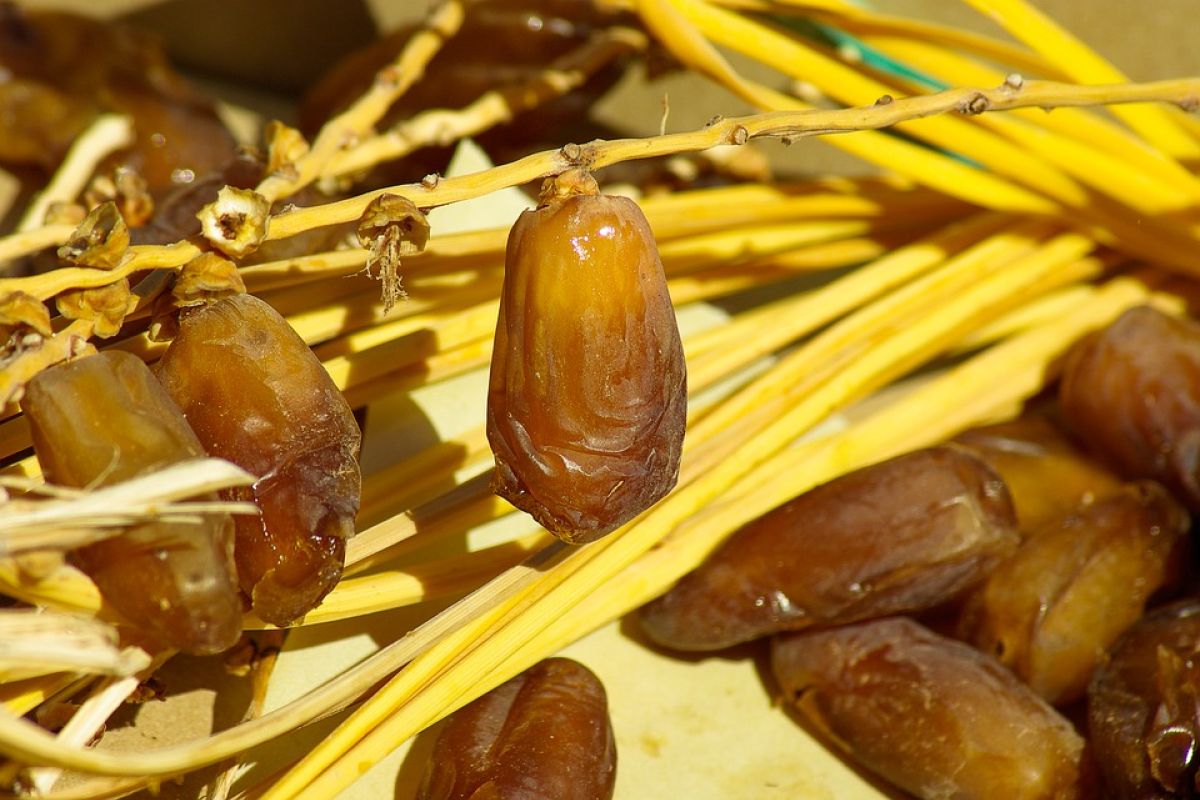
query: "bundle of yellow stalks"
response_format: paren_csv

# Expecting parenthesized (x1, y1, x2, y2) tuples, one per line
(0, 0, 1198, 797)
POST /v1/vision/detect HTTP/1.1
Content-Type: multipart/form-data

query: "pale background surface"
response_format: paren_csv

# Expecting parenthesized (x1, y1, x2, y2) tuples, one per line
(16, 1, 1199, 798)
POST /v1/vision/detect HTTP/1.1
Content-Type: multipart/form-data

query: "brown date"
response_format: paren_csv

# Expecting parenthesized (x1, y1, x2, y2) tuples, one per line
(417, 657, 616, 800)
(637, 446, 1018, 651)
(1089, 600, 1200, 799)
(21, 351, 242, 654)
(487, 172, 686, 543)
(954, 415, 1122, 534)
(959, 482, 1189, 705)
(773, 618, 1084, 800)
(1060, 305, 1200, 512)
(0, 6, 236, 196)
(155, 293, 362, 626)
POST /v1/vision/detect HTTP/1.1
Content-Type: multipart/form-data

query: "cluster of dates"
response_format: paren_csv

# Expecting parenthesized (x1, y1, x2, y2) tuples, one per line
(405, 305, 1200, 800)
(629, 304, 1200, 799)
(23, 286, 362, 653)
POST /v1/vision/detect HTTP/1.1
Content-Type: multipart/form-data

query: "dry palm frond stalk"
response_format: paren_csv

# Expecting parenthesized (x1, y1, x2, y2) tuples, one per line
(0, 0, 1197, 797)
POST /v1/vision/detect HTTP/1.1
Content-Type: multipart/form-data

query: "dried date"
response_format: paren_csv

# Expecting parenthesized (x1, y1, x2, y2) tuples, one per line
(959, 482, 1189, 704)
(487, 171, 686, 543)
(21, 351, 242, 654)
(418, 657, 616, 800)
(773, 617, 1084, 800)
(155, 293, 362, 626)
(637, 446, 1018, 651)
(954, 415, 1122, 533)
(1060, 305, 1200, 511)
(1089, 600, 1200, 798)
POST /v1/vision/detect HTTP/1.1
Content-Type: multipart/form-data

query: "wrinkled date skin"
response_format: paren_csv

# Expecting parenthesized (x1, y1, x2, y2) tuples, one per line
(959, 482, 1190, 705)
(773, 618, 1084, 800)
(487, 182, 686, 543)
(638, 446, 1018, 651)
(418, 657, 616, 800)
(156, 294, 362, 626)
(21, 351, 242, 654)
(954, 415, 1122, 534)
(1060, 305, 1200, 512)
(1089, 600, 1200, 798)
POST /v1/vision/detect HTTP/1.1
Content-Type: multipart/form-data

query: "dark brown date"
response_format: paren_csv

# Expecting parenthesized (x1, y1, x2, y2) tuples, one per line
(487, 173, 686, 543)
(1089, 600, 1200, 798)
(637, 446, 1018, 651)
(773, 618, 1084, 800)
(417, 657, 616, 800)
(21, 351, 242, 654)
(1060, 305, 1200, 511)
(0, 6, 236, 196)
(954, 416, 1122, 533)
(959, 482, 1189, 704)
(155, 293, 361, 626)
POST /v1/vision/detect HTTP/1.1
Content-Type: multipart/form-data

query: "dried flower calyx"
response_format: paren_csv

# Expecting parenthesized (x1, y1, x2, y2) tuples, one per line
(0, 291, 53, 343)
(84, 167, 154, 227)
(172, 252, 246, 308)
(56, 279, 135, 339)
(150, 253, 247, 341)
(356, 193, 429, 312)
(56, 201, 130, 269)
(264, 120, 311, 179)
(0, 291, 53, 364)
(197, 186, 271, 258)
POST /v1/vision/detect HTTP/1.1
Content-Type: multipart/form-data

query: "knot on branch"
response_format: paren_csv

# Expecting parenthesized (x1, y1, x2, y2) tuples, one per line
(728, 125, 749, 146)
(962, 93, 991, 115)
(875, 94, 894, 106)
(1003, 73, 1025, 91)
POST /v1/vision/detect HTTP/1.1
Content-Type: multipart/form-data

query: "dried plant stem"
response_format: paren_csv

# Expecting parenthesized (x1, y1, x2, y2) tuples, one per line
(0, 611, 148, 682)
(263, 77, 1199, 242)
(846, 22, 1200, 197)
(684, 212, 1009, 385)
(0, 224, 76, 265)
(25, 651, 170, 796)
(0, 459, 257, 554)
(960, 0, 1200, 159)
(254, 0, 465, 203)
(326, 27, 647, 178)
(15, 115, 134, 235)
(0, 75, 1189, 307)
(663, 0, 1200, 271)
(1, 674, 82, 717)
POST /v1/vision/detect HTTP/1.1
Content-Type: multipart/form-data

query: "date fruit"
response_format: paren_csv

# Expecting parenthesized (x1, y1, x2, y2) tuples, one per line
(773, 618, 1084, 800)
(487, 172, 686, 543)
(156, 293, 361, 626)
(638, 446, 1018, 651)
(1089, 600, 1200, 798)
(959, 482, 1189, 704)
(417, 657, 616, 800)
(954, 416, 1122, 533)
(21, 351, 242, 654)
(1060, 305, 1200, 511)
